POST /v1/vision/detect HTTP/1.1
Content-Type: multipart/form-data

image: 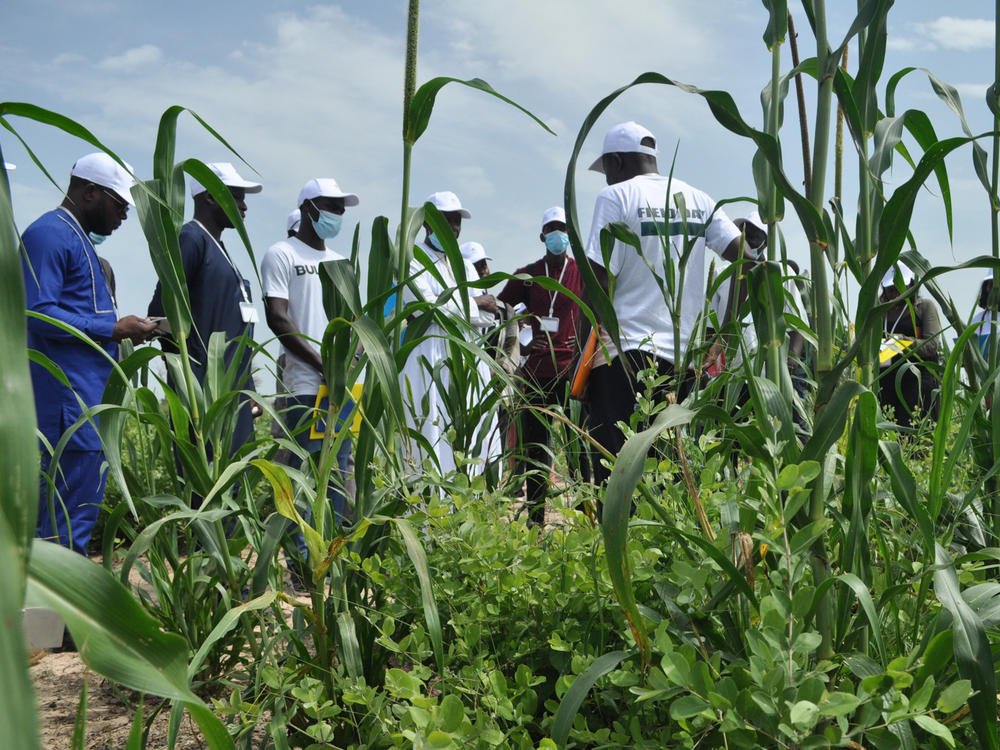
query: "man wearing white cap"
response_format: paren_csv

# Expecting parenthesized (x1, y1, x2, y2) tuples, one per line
(584, 122, 749, 483)
(262, 178, 358, 566)
(498, 206, 585, 523)
(973, 269, 996, 337)
(23, 152, 156, 552)
(148, 161, 263, 497)
(400, 191, 498, 477)
(879, 262, 941, 428)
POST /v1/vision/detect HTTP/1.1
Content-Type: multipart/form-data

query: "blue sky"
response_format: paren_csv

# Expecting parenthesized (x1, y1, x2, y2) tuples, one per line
(2, 1, 997, 372)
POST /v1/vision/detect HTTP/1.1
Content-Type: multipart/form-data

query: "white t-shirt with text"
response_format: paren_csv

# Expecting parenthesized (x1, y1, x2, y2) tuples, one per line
(261, 237, 346, 396)
(585, 173, 741, 366)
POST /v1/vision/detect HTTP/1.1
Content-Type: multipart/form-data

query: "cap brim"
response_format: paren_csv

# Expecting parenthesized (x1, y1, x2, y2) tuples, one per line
(113, 186, 136, 207)
(459, 208, 471, 219)
(228, 179, 262, 194)
(588, 155, 605, 173)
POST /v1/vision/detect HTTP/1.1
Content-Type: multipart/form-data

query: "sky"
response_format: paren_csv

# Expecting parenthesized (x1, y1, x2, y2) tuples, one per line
(2, 1, 997, 376)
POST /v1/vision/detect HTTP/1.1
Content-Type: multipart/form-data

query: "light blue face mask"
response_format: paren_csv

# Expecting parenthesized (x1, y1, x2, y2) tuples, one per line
(428, 231, 444, 252)
(311, 208, 343, 240)
(544, 230, 570, 255)
(89, 231, 109, 246)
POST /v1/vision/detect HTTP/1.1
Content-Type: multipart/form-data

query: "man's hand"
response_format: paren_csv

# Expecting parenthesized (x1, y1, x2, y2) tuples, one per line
(702, 340, 725, 376)
(113, 315, 158, 344)
(475, 294, 498, 315)
(528, 331, 550, 351)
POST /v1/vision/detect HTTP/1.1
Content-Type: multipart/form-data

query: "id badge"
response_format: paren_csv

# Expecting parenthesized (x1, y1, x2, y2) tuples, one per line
(539, 315, 560, 333)
(240, 302, 260, 324)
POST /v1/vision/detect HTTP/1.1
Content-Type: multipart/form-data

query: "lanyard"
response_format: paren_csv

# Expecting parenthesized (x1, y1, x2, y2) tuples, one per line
(55, 207, 116, 316)
(546, 257, 568, 318)
(193, 220, 249, 304)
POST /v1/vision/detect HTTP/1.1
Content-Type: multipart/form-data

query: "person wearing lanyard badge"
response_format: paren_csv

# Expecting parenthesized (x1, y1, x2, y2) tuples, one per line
(878, 263, 941, 429)
(148, 162, 263, 504)
(23, 152, 158, 553)
(497, 206, 584, 525)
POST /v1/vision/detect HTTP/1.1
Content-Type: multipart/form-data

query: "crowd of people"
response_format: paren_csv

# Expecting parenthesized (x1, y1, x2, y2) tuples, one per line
(18, 119, 975, 555)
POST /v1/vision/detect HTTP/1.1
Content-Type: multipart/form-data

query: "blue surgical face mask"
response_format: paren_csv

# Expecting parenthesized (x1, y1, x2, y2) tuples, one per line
(428, 231, 444, 252)
(311, 208, 343, 240)
(89, 231, 109, 246)
(544, 230, 570, 255)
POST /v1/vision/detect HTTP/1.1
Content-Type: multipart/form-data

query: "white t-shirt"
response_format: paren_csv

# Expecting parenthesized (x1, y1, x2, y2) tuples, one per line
(585, 174, 741, 365)
(261, 237, 346, 396)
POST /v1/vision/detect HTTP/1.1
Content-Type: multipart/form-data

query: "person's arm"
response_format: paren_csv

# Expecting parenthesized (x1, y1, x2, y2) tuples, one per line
(917, 297, 942, 361)
(264, 297, 324, 374)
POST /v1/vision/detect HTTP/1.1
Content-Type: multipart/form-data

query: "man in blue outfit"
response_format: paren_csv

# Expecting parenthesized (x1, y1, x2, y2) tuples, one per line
(148, 162, 262, 504)
(23, 152, 157, 552)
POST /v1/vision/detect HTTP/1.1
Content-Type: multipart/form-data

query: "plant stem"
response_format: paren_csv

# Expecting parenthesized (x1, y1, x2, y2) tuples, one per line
(788, 12, 812, 190)
(807, 0, 836, 661)
(397, 0, 420, 355)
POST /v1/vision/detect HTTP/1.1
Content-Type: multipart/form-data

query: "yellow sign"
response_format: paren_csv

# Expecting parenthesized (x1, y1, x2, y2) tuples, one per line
(879, 336, 916, 367)
(309, 383, 365, 440)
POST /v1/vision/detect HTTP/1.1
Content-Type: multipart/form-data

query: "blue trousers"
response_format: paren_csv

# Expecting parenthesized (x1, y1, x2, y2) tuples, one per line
(283, 395, 352, 562)
(37, 449, 108, 554)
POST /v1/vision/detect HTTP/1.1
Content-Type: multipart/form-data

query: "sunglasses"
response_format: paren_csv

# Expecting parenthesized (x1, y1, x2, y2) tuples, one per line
(101, 188, 129, 217)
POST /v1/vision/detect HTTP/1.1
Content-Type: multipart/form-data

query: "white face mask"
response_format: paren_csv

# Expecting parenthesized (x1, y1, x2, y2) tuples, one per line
(310, 206, 343, 240)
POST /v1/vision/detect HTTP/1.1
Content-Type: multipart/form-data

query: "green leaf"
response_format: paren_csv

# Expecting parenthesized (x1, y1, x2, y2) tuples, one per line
(438, 694, 465, 734)
(603, 405, 695, 662)
(936, 679, 973, 715)
(394, 518, 444, 678)
(790, 700, 819, 730)
(933, 543, 998, 750)
(125, 698, 144, 750)
(912, 715, 955, 748)
(405, 76, 554, 145)
(670, 695, 712, 720)
(71, 678, 88, 750)
(818, 692, 861, 717)
(551, 651, 628, 747)
(25, 541, 233, 749)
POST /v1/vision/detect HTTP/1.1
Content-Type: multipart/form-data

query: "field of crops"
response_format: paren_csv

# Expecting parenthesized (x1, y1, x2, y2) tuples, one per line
(4, 2, 1000, 748)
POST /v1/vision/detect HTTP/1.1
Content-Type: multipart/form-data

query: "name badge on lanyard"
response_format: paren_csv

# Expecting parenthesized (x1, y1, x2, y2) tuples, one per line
(240, 301, 259, 324)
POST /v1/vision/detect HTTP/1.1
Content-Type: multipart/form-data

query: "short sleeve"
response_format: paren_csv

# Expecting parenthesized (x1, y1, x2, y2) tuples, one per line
(261, 244, 292, 300)
(585, 190, 625, 275)
(705, 204, 742, 257)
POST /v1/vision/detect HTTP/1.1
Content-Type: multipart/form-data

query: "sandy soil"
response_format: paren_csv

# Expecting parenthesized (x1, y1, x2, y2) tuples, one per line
(31, 649, 207, 750)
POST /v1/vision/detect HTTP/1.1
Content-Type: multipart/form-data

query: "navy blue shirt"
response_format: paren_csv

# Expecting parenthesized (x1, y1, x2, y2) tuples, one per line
(148, 221, 254, 384)
(22, 208, 119, 452)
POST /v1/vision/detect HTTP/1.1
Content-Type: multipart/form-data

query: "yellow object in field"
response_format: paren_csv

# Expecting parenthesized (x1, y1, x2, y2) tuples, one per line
(879, 336, 916, 367)
(309, 383, 365, 440)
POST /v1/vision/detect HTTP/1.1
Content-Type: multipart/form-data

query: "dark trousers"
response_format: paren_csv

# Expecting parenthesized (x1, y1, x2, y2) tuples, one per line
(879, 362, 939, 429)
(514, 376, 572, 523)
(588, 350, 694, 485)
(37, 449, 107, 554)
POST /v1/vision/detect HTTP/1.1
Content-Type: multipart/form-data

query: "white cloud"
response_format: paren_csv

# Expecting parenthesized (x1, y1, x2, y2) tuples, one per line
(98, 44, 163, 71)
(52, 52, 86, 67)
(913, 17, 994, 51)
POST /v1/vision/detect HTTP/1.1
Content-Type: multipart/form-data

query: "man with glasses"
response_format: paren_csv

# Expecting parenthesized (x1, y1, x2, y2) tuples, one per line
(22, 152, 156, 553)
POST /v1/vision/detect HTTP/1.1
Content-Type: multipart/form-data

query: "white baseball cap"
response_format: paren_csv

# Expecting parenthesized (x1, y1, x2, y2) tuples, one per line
(589, 121, 658, 173)
(287, 209, 301, 233)
(881, 263, 915, 288)
(424, 190, 471, 219)
(744, 210, 767, 234)
(189, 162, 262, 197)
(460, 241, 491, 264)
(298, 177, 359, 207)
(71, 152, 136, 206)
(984, 268, 994, 282)
(541, 206, 566, 229)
